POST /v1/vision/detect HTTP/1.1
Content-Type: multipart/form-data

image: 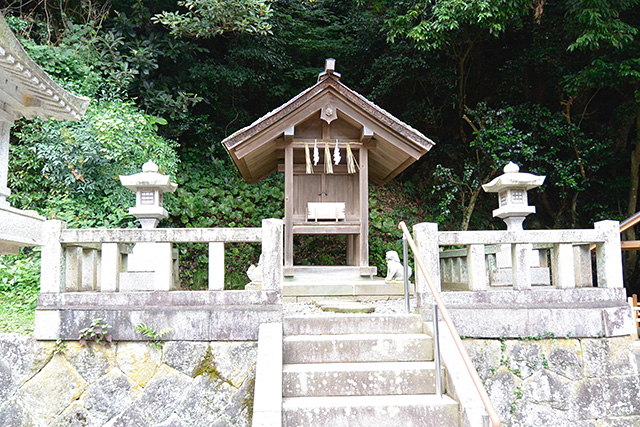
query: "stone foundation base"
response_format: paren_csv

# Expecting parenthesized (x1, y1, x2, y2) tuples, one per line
(35, 290, 282, 341)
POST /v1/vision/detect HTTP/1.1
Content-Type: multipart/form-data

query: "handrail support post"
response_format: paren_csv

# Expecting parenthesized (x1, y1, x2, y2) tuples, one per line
(403, 236, 410, 313)
(433, 303, 442, 398)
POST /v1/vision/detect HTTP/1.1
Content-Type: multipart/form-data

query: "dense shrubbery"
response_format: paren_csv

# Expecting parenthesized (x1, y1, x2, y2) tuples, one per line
(3, 0, 640, 306)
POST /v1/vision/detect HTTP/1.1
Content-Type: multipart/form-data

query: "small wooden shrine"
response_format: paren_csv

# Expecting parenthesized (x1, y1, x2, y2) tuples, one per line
(223, 59, 434, 276)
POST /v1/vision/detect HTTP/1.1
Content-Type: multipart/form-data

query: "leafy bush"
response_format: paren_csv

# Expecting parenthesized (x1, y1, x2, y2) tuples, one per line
(11, 99, 179, 228)
(0, 250, 41, 334)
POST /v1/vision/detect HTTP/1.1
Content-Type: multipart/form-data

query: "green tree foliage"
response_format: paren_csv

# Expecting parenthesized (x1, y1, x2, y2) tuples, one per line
(153, 0, 273, 38)
(5, 0, 640, 297)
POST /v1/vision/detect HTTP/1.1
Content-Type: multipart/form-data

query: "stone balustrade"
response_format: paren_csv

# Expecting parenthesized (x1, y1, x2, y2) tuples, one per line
(35, 219, 284, 341)
(40, 218, 283, 294)
(414, 220, 622, 294)
(411, 221, 632, 338)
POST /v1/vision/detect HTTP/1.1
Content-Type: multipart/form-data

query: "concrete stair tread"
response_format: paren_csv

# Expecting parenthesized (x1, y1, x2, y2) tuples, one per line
(284, 314, 424, 335)
(283, 360, 435, 372)
(282, 393, 458, 408)
(282, 394, 460, 427)
(284, 333, 429, 342)
(283, 361, 440, 397)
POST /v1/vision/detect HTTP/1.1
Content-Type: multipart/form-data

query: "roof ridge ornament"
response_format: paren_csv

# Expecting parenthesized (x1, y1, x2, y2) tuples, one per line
(318, 58, 341, 82)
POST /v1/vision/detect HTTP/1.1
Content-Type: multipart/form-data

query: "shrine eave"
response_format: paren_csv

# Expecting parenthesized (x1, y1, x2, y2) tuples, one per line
(0, 14, 90, 122)
(221, 73, 435, 185)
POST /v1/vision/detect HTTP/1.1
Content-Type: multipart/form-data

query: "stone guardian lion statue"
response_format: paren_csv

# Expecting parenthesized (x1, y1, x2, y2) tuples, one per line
(385, 250, 412, 283)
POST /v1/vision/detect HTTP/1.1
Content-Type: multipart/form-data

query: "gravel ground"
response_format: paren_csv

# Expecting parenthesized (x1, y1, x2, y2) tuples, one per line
(283, 297, 418, 316)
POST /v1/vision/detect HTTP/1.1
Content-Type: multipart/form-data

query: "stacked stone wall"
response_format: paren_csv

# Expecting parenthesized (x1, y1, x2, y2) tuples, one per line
(464, 336, 640, 426)
(0, 334, 256, 426)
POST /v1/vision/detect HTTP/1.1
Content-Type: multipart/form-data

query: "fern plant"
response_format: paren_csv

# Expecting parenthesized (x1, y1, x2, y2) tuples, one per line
(135, 323, 172, 349)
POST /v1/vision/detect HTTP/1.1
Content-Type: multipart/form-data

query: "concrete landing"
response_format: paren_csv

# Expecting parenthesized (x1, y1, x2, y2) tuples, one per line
(283, 266, 414, 301)
(282, 394, 460, 427)
(316, 300, 375, 313)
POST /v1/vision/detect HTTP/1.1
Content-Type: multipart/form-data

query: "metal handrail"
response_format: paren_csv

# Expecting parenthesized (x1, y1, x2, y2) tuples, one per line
(398, 221, 501, 427)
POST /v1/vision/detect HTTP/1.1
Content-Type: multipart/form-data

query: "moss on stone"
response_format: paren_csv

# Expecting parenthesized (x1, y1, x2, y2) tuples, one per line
(193, 347, 234, 387)
(242, 376, 256, 425)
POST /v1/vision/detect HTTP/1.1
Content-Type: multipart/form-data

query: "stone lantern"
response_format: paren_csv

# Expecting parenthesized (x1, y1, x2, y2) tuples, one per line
(118, 160, 178, 291)
(482, 162, 546, 290)
(119, 160, 177, 229)
(482, 162, 545, 231)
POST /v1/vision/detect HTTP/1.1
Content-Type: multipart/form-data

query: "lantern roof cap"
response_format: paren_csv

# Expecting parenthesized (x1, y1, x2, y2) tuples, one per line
(119, 160, 177, 193)
(482, 162, 545, 193)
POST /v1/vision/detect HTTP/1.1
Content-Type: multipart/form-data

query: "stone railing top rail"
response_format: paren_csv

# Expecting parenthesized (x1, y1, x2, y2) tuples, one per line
(437, 228, 607, 246)
(59, 227, 262, 244)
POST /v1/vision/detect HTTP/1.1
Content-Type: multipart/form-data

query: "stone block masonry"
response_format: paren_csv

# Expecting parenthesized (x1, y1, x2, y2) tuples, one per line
(0, 334, 256, 426)
(464, 335, 640, 426)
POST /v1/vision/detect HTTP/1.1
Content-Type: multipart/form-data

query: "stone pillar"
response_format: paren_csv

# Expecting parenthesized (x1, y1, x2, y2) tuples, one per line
(551, 243, 575, 289)
(65, 246, 83, 292)
(573, 244, 593, 287)
(413, 222, 441, 308)
(595, 220, 623, 288)
(0, 120, 12, 206)
(40, 220, 66, 293)
(262, 218, 283, 292)
(467, 244, 488, 291)
(101, 243, 121, 292)
(208, 242, 225, 290)
(511, 243, 532, 290)
(153, 243, 174, 291)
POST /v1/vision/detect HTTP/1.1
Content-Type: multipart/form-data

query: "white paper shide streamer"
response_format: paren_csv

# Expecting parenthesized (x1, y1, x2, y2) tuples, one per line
(313, 140, 320, 166)
(333, 140, 341, 165)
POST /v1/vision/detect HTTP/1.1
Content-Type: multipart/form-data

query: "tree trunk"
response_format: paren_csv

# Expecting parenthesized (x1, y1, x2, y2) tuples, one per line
(624, 115, 640, 273)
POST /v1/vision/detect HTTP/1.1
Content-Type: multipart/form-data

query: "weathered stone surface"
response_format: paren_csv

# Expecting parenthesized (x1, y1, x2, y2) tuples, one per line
(0, 357, 12, 402)
(103, 405, 147, 427)
(117, 342, 162, 392)
(595, 416, 640, 426)
(512, 401, 573, 427)
(462, 339, 501, 382)
(0, 333, 54, 392)
(569, 378, 608, 420)
(134, 364, 192, 424)
(484, 366, 521, 420)
(53, 401, 95, 427)
(208, 342, 257, 387)
(0, 401, 34, 427)
(606, 375, 640, 417)
(65, 342, 117, 383)
(163, 341, 209, 377)
(155, 414, 186, 426)
(521, 369, 570, 410)
(18, 354, 87, 424)
(82, 368, 133, 424)
(175, 376, 242, 427)
(546, 339, 583, 381)
(504, 340, 543, 379)
(582, 337, 636, 378)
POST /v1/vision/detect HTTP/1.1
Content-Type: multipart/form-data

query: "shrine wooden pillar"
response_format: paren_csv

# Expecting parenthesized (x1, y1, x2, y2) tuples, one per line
(284, 144, 294, 276)
(359, 147, 369, 275)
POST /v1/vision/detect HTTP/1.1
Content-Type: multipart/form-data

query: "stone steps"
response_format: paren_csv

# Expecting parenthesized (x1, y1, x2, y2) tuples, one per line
(284, 314, 424, 335)
(283, 361, 440, 397)
(281, 314, 460, 426)
(282, 394, 460, 427)
(283, 333, 433, 364)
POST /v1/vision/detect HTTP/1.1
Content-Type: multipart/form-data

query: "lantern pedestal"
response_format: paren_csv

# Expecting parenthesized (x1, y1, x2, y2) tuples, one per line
(118, 160, 178, 291)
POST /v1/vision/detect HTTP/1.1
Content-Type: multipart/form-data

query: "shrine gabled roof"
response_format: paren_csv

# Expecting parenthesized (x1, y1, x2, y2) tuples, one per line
(222, 65, 435, 185)
(0, 14, 89, 122)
